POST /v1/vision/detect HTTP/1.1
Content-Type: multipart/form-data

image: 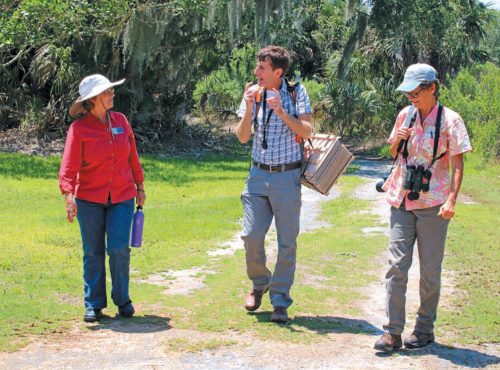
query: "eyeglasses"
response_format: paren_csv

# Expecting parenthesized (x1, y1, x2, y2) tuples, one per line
(403, 87, 426, 99)
(403, 82, 434, 99)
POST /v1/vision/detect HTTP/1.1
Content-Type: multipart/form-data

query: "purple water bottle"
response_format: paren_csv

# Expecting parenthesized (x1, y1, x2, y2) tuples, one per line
(131, 205, 144, 248)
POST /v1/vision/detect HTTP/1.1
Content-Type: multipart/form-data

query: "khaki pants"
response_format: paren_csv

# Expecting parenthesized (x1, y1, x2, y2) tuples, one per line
(240, 165, 302, 309)
(383, 204, 450, 335)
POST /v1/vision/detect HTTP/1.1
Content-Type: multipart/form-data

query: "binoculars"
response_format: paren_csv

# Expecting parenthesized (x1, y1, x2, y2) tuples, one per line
(403, 165, 432, 200)
(375, 165, 432, 200)
(375, 177, 387, 193)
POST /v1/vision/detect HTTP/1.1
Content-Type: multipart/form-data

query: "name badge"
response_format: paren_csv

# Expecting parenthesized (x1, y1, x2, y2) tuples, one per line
(112, 127, 124, 135)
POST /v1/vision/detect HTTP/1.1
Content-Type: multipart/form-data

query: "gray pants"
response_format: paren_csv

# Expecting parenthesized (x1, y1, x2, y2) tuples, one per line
(384, 204, 450, 335)
(241, 165, 302, 309)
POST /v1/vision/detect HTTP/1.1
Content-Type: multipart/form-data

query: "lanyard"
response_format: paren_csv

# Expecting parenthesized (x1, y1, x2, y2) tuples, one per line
(106, 111, 115, 141)
(260, 89, 274, 149)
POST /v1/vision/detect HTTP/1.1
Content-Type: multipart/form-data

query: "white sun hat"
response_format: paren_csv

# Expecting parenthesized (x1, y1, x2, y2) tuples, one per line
(69, 74, 125, 118)
(396, 63, 437, 92)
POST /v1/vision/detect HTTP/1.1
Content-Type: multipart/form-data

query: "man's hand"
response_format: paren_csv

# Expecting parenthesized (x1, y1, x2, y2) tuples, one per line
(237, 82, 259, 144)
(243, 82, 257, 108)
(266, 88, 283, 115)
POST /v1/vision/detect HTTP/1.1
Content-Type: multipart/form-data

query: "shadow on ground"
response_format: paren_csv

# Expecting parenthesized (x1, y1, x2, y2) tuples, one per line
(376, 342, 500, 368)
(87, 314, 171, 334)
(250, 313, 383, 336)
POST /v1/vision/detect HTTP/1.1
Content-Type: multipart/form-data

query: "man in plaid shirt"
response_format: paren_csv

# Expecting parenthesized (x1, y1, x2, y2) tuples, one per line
(236, 45, 313, 323)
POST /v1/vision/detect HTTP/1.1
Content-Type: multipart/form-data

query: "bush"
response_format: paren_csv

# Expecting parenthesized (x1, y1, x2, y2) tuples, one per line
(193, 45, 257, 118)
(376, 143, 392, 159)
(440, 63, 500, 162)
(300, 78, 323, 108)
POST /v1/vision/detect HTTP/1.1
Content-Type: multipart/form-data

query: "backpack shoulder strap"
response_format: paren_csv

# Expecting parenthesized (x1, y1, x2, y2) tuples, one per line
(284, 77, 298, 108)
(284, 77, 306, 147)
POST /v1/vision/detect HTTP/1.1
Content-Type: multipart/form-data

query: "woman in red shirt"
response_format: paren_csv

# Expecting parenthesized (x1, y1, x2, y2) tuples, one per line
(59, 74, 146, 322)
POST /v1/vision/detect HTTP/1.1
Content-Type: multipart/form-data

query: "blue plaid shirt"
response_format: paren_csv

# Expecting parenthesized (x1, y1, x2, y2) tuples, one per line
(237, 78, 312, 165)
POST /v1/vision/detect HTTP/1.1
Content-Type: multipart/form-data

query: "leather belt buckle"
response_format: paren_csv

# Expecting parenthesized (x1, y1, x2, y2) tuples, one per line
(269, 164, 281, 173)
(253, 161, 301, 173)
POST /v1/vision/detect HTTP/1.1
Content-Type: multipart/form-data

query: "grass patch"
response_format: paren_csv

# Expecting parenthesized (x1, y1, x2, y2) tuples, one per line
(0, 151, 383, 349)
(375, 144, 392, 159)
(0, 152, 247, 351)
(164, 337, 238, 353)
(0, 150, 496, 350)
(174, 174, 387, 343)
(437, 154, 500, 344)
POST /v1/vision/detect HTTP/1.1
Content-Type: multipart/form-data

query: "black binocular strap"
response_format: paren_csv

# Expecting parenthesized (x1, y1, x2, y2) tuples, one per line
(430, 104, 446, 168)
(399, 112, 418, 162)
(399, 104, 445, 167)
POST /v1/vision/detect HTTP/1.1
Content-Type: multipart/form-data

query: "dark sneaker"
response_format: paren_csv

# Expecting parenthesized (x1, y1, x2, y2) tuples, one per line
(374, 331, 402, 352)
(404, 331, 435, 348)
(118, 301, 135, 318)
(83, 308, 102, 323)
(244, 287, 269, 312)
(270, 307, 289, 323)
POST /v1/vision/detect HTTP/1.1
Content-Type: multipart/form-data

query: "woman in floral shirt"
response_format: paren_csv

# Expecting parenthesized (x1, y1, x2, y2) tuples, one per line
(374, 64, 472, 353)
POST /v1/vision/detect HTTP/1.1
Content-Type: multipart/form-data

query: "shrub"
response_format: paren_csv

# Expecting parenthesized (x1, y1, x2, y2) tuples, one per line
(300, 78, 323, 108)
(193, 45, 257, 118)
(440, 63, 500, 162)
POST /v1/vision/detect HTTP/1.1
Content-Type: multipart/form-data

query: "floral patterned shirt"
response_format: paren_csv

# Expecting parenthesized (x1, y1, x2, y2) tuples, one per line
(383, 103, 472, 210)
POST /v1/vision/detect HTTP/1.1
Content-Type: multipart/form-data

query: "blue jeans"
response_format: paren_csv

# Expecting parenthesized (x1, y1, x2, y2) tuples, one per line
(76, 198, 134, 309)
(241, 166, 302, 309)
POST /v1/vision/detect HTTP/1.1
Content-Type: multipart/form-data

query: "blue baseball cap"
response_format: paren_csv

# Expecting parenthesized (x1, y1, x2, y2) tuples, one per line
(396, 63, 438, 92)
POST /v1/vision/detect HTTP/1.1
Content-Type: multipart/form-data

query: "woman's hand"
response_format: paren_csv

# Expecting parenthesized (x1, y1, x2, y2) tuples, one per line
(396, 127, 414, 141)
(136, 187, 146, 206)
(438, 200, 455, 219)
(65, 193, 77, 223)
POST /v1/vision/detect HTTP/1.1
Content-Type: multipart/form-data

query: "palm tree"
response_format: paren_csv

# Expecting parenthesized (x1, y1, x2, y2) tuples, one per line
(336, 0, 492, 80)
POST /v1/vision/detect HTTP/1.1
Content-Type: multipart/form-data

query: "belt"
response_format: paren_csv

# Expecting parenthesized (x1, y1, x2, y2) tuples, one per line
(253, 160, 302, 173)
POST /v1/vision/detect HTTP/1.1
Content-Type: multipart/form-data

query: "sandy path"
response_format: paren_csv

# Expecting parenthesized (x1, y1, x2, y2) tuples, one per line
(1, 159, 498, 370)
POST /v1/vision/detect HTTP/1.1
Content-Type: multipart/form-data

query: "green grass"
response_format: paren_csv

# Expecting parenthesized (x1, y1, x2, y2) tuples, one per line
(0, 151, 497, 351)
(147, 175, 387, 344)
(163, 338, 238, 353)
(437, 154, 500, 344)
(375, 144, 392, 159)
(0, 152, 248, 351)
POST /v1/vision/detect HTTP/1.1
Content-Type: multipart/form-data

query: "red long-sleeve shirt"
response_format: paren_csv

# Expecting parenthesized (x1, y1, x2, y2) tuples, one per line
(59, 111, 144, 204)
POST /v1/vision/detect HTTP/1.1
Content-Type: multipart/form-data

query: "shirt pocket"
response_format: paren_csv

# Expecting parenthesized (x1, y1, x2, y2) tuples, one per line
(421, 127, 436, 155)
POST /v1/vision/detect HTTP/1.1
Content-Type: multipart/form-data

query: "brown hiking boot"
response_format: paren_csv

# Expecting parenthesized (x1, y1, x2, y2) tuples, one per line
(270, 307, 289, 323)
(244, 287, 269, 311)
(374, 331, 402, 352)
(404, 331, 435, 348)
